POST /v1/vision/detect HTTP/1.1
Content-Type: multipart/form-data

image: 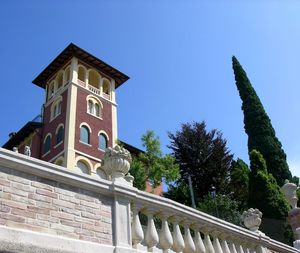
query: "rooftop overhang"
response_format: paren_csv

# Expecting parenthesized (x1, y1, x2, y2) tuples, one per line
(2, 122, 43, 150)
(32, 43, 129, 89)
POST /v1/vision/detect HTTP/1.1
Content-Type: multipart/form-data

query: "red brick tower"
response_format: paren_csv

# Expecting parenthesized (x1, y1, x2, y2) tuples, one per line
(3, 44, 129, 179)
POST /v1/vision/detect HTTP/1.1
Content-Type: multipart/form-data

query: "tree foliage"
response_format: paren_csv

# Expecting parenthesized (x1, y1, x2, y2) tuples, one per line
(248, 150, 289, 219)
(229, 158, 249, 209)
(198, 194, 242, 225)
(167, 121, 233, 201)
(248, 150, 292, 244)
(232, 56, 292, 186)
(129, 130, 180, 190)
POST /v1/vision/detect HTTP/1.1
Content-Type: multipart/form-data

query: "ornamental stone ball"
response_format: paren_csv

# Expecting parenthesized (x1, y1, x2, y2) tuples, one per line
(12, 147, 18, 153)
(242, 208, 262, 233)
(24, 146, 31, 157)
(281, 179, 298, 209)
(103, 145, 132, 183)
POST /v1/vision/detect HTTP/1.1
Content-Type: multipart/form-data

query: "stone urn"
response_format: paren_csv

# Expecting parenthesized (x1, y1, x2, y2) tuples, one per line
(242, 208, 262, 233)
(103, 145, 132, 183)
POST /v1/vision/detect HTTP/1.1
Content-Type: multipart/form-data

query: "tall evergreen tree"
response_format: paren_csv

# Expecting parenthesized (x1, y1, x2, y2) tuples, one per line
(248, 150, 292, 244)
(232, 56, 292, 185)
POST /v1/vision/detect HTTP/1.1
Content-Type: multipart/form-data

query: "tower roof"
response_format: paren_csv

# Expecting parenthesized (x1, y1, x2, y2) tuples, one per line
(32, 43, 129, 89)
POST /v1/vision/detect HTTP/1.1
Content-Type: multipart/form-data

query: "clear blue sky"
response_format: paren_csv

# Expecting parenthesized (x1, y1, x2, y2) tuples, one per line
(0, 1, 299, 177)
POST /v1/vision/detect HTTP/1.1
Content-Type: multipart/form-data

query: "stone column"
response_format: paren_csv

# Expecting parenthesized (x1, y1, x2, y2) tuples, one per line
(103, 145, 134, 253)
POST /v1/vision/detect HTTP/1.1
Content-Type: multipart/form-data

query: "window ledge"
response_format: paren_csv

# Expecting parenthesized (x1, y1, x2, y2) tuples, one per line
(49, 113, 61, 123)
(98, 148, 106, 152)
(87, 112, 102, 120)
(54, 141, 63, 149)
(79, 141, 92, 147)
(42, 150, 51, 158)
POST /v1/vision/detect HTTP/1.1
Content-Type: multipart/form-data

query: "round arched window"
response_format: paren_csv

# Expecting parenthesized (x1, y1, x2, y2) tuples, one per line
(80, 125, 90, 144)
(96, 168, 107, 179)
(99, 133, 107, 150)
(76, 161, 89, 174)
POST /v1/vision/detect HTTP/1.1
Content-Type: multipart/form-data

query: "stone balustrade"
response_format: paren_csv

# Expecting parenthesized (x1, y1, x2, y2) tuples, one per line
(0, 147, 299, 253)
(128, 190, 298, 253)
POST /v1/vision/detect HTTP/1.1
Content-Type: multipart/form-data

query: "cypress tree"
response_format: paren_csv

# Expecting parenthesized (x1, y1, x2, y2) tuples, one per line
(249, 150, 292, 244)
(232, 56, 292, 185)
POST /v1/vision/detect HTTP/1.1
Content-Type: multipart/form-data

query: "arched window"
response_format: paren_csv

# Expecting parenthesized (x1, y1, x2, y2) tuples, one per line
(94, 103, 100, 117)
(99, 133, 108, 150)
(88, 100, 94, 114)
(57, 72, 63, 90)
(86, 96, 102, 118)
(43, 134, 51, 154)
(80, 125, 90, 144)
(64, 66, 71, 85)
(78, 66, 86, 83)
(76, 161, 89, 174)
(51, 97, 62, 121)
(103, 80, 110, 94)
(88, 70, 100, 89)
(96, 167, 107, 179)
(56, 125, 64, 144)
(48, 81, 55, 100)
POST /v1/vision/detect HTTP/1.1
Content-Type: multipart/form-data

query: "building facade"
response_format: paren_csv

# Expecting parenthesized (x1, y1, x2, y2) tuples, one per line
(3, 43, 129, 180)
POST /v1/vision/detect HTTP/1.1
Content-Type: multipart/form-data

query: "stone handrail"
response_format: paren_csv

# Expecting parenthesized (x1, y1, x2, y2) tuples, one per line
(0, 148, 299, 253)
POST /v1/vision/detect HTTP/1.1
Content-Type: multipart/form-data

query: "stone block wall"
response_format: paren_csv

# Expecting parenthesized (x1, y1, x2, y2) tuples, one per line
(0, 166, 113, 245)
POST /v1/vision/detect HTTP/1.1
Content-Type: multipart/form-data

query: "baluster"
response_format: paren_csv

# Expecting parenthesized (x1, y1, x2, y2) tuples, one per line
(248, 247, 256, 253)
(183, 223, 196, 253)
(204, 233, 215, 253)
(228, 242, 238, 253)
(255, 246, 267, 253)
(213, 236, 223, 253)
(220, 239, 230, 253)
(159, 214, 173, 253)
(244, 247, 250, 253)
(171, 218, 185, 253)
(144, 210, 159, 252)
(132, 204, 144, 249)
(194, 229, 206, 253)
(236, 243, 245, 253)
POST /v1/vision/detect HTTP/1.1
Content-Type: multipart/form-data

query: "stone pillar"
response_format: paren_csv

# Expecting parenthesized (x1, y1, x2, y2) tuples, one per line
(103, 145, 134, 253)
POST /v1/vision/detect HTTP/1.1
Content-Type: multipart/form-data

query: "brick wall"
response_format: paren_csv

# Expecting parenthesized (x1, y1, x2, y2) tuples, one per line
(0, 165, 113, 245)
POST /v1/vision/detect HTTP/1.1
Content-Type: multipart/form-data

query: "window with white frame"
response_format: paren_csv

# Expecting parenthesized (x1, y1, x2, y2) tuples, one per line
(96, 167, 107, 179)
(50, 97, 62, 121)
(76, 160, 90, 174)
(43, 134, 51, 154)
(98, 133, 108, 151)
(56, 125, 64, 145)
(48, 81, 55, 100)
(86, 96, 102, 118)
(80, 125, 90, 144)
(56, 72, 63, 90)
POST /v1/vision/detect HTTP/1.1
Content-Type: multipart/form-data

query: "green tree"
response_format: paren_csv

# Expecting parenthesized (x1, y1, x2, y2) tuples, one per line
(232, 56, 292, 186)
(167, 121, 233, 201)
(129, 130, 180, 190)
(249, 150, 291, 244)
(229, 158, 249, 209)
(198, 194, 242, 225)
